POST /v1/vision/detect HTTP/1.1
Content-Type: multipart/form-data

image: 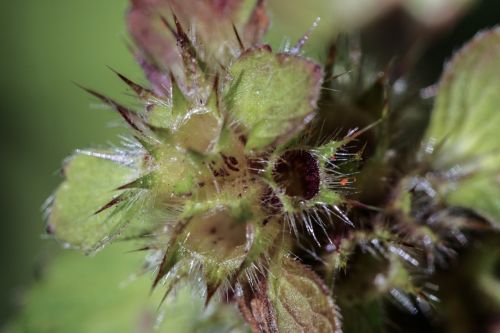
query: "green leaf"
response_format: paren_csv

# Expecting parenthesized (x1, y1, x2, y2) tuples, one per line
(446, 174, 500, 223)
(225, 47, 323, 151)
(268, 258, 341, 333)
(48, 151, 147, 252)
(4, 244, 246, 333)
(425, 27, 500, 222)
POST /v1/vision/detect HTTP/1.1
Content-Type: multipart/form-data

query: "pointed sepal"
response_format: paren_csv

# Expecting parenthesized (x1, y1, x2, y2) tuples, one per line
(48, 151, 145, 252)
(225, 47, 323, 151)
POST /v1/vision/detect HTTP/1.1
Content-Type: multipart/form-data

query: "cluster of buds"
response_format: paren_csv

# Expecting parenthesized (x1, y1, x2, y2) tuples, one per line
(47, 1, 500, 332)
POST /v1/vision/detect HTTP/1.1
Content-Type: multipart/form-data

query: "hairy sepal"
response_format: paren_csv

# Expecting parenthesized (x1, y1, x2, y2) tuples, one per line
(225, 46, 323, 151)
(239, 256, 341, 333)
(48, 151, 160, 253)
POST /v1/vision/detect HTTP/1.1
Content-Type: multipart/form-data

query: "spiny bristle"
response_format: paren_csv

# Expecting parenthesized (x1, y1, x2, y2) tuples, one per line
(94, 193, 127, 215)
(152, 220, 189, 289)
(76, 83, 146, 133)
(232, 24, 245, 51)
(160, 14, 207, 80)
(108, 66, 156, 100)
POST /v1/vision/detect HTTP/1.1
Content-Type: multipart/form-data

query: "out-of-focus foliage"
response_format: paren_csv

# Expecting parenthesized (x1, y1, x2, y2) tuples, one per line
(424, 28, 500, 222)
(3, 244, 246, 333)
(0, 0, 138, 324)
(267, 0, 475, 57)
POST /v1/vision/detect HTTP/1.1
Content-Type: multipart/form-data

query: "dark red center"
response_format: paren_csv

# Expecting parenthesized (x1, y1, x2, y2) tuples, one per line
(273, 150, 320, 200)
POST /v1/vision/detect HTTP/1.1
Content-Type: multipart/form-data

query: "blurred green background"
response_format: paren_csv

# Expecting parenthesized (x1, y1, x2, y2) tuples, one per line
(0, 0, 138, 324)
(0, 0, 499, 330)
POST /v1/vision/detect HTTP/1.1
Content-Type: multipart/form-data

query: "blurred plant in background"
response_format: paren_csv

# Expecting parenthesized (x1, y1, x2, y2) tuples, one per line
(0, 1, 499, 333)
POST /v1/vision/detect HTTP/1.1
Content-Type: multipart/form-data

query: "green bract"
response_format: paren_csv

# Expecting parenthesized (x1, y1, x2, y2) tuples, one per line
(226, 47, 322, 150)
(267, 258, 340, 332)
(48, 152, 157, 252)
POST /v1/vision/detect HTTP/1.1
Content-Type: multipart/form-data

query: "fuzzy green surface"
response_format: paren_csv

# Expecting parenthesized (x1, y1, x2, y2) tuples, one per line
(268, 258, 340, 332)
(4, 244, 245, 333)
(226, 47, 322, 150)
(48, 152, 157, 252)
(425, 27, 500, 222)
